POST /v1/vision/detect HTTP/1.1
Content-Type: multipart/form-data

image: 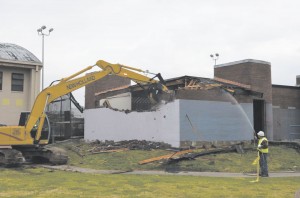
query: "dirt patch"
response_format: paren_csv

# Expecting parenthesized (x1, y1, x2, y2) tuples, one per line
(87, 139, 172, 152)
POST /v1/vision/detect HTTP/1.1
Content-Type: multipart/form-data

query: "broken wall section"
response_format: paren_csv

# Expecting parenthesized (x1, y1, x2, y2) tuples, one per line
(84, 100, 181, 147)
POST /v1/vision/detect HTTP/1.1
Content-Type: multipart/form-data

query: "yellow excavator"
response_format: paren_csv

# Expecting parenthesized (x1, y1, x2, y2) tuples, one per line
(0, 60, 169, 165)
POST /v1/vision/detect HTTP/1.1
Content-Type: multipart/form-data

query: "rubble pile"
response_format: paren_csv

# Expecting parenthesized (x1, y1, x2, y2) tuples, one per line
(88, 139, 171, 153)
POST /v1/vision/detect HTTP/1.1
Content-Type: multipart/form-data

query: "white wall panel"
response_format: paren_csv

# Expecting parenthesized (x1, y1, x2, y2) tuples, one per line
(84, 100, 180, 147)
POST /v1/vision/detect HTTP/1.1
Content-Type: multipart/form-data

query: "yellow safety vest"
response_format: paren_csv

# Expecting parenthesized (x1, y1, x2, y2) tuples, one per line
(258, 137, 268, 153)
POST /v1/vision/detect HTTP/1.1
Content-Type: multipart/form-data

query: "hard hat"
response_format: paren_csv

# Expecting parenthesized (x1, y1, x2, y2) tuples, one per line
(257, 131, 265, 136)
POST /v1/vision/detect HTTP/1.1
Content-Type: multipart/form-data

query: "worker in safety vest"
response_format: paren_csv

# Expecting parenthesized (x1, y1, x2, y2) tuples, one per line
(257, 131, 269, 177)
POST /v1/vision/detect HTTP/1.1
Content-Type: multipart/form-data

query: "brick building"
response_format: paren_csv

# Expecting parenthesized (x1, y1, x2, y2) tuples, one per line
(215, 60, 300, 141)
(272, 84, 300, 140)
(214, 59, 273, 139)
(84, 59, 300, 147)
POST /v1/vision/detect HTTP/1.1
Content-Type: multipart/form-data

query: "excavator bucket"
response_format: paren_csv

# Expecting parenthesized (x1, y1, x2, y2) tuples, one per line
(144, 73, 173, 104)
(148, 83, 164, 103)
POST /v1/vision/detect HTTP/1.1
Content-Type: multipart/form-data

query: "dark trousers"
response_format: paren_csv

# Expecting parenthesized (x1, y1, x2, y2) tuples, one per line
(259, 152, 269, 176)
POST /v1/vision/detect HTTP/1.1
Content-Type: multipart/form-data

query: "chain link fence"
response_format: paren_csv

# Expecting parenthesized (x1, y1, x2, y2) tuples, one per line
(46, 94, 84, 141)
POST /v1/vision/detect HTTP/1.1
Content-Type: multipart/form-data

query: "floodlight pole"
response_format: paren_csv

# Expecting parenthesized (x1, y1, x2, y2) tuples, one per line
(37, 26, 54, 90)
(210, 53, 219, 66)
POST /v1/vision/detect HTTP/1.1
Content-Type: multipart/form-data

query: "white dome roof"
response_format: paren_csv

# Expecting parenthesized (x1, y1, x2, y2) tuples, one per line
(0, 43, 41, 64)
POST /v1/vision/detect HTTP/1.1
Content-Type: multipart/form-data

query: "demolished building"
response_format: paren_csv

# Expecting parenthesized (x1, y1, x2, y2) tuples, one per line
(84, 59, 300, 147)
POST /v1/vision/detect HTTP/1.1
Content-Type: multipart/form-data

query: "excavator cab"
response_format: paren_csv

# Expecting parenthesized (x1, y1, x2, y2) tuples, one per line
(18, 112, 51, 143)
(18, 112, 30, 126)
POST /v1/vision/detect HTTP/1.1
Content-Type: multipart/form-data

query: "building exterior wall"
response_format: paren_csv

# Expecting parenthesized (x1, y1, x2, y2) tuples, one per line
(84, 100, 180, 147)
(272, 86, 300, 109)
(214, 60, 272, 102)
(272, 108, 300, 140)
(0, 64, 41, 125)
(84, 98, 255, 147)
(214, 59, 273, 140)
(0, 43, 42, 125)
(179, 99, 254, 144)
(272, 85, 300, 140)
(85, 75, 130, 109)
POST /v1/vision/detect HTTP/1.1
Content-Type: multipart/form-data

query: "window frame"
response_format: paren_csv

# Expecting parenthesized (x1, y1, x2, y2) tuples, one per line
(0, 71, 2, 90)
(11, 73, 24, 92)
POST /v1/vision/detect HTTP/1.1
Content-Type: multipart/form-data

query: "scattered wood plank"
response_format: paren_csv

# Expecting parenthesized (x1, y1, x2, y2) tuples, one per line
(91, 148, 129, 154)
(167, 145, 240, 163)
(138, 149, 194, 165)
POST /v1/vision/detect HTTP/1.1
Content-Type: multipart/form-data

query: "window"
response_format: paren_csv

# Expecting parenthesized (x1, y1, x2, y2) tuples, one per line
(0, 72, 2, 90)
(11, 73, 24, 91)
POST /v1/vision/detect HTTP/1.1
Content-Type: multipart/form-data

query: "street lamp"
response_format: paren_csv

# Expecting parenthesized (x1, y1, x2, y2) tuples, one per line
(37, 26, 54, 90)
(210, 53, 219, 66)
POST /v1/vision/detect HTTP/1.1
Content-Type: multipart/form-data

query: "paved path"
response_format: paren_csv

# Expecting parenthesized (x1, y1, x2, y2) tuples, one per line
(40, 165, 300, 178)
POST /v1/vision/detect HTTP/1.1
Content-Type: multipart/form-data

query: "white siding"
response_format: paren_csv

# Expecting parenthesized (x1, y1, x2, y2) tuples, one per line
(84, 100, 180, 147)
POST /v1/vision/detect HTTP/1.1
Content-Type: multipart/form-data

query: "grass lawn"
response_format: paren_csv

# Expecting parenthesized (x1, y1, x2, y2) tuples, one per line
(59, 141, 300, 173)
(1, 141, 299, 197)
(0, 167, 300, 198)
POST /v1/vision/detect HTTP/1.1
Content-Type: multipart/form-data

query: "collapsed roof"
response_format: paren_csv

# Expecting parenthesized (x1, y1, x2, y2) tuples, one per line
(95, 75, 263, 111)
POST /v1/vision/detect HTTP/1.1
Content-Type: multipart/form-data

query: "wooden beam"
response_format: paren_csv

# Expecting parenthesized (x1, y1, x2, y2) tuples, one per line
(138, 149, 194, 165)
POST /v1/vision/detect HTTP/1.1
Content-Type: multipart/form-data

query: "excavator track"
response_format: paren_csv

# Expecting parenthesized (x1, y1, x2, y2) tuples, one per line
(0, 148, 25, 166)
(14, 146, 68, 165)
(0, 146, 68, 166)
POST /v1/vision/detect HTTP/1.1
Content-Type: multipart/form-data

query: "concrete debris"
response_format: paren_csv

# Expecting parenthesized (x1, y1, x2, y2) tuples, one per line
(88, 139, 172, 153)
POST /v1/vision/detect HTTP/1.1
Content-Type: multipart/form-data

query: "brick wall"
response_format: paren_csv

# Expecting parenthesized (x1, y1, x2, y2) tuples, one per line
(213, 59, 273, 139)
(85, 75, 130, 109)
(214, 60, 272, 103)
(272, 85, 300, 109)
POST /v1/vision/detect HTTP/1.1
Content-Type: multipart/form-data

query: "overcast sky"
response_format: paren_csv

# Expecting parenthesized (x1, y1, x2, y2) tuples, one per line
(1, 0, 300, 105)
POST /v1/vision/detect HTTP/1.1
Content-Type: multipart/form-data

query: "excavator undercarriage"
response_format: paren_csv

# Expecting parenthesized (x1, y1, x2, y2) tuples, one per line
(0, 112, 68, 166)
(0, 146, 68, 166)
(0, 148, 24, 166)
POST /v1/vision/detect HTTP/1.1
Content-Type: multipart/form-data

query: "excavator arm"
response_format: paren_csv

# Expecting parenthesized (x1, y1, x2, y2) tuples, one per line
(25, 60, 169, 144)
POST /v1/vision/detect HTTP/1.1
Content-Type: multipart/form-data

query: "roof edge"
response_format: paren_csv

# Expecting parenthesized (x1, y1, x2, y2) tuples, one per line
(0, 58, 42, 66)
(272, 84, 300, 89)
(215, 59, 271, 68)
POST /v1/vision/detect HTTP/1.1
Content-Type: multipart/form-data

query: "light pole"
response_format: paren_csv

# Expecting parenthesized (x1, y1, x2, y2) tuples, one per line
(210, 53, 219, 66)
(37, 26, 54, 90)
